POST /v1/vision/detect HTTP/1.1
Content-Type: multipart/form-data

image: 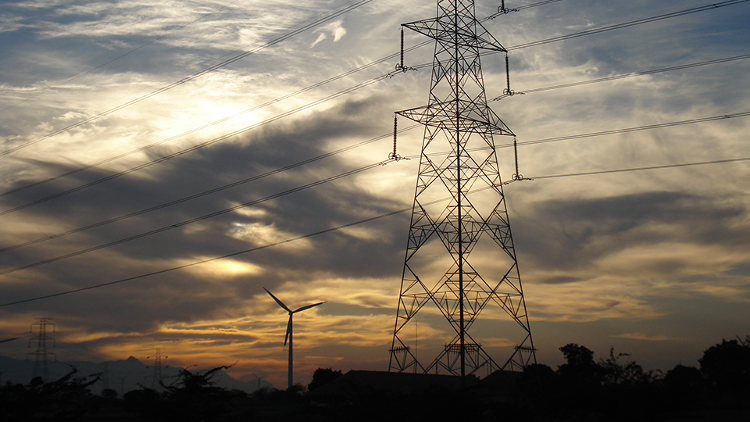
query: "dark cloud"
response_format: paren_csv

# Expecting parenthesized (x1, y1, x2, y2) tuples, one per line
(538, 275, 582, 285)
(515, 190, 749, 270)
(725, 261, 750, 277)
(0, 94, 408, 336)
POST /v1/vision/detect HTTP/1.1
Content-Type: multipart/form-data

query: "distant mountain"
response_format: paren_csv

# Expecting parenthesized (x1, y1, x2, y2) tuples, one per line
(0, 355, 273, 396)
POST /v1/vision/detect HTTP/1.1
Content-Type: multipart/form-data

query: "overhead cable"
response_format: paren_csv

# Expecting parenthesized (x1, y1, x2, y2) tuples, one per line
(492, 53, 750, 101)
(3, 152, 750, 306)
(0, 0, 564, 159)
(6, 109, 750, 252)
(508, 112, 750, 148)
(0, 46, 421, 199)
(0, 125, 419, 253)
(506, 0, 750, 51)
(0, 160, 387, 276)
(0, 203, 416, 307)
(4, 3, 742, 202)
(3, 107, 749, 271)
(0, 0, 244, 114)
(0, 73, 392, 216)
(4, 0, 738, 157)
(3, 0, 743, 215)
(3, 109, 748, 250)
(0, 0, 374, 156)
(6, 49, 746, 201)
(530, 156, 750, 180)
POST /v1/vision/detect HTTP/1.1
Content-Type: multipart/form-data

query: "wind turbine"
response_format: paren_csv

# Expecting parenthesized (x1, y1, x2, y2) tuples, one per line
(264, 287, 324, 390)
(252, 373, 266, 391)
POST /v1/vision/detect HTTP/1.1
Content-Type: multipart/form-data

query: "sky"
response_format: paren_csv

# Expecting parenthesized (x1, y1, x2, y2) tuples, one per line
(1, 0, 749, 388)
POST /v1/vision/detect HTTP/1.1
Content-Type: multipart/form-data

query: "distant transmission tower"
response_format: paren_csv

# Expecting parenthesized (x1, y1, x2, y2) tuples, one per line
(388, 0, 535, 378)
(147, 348, 167, 389)
(101, 361, 110, 393)
(28, 317, 55, 382)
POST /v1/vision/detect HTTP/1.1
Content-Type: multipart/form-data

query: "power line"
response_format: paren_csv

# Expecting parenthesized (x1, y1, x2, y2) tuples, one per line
(0, 160, 387, 276)
(3, 1, 738, 206)
(404, 0, 750, 69)
(2, 0, 742, 219)
(517, 0, 564, 10)
(406, 111, 750, 160)
(492, 53, 750, 101)
(3, 152, 749, 307)
(0, 46, 421, 199)
(3, 0, 551, 197)
(0, 203, 420, 307)
(0, 72, 393, 216)
(6, 47, 746, 202)
(0, 0, 561, 165)
(401, 0, 750, 67)
(3, 111, 749, 275)
(0, 126, 419, 253)
(509, 112, 750, 148)
(505, 0, 750, 51)
(4, 0, 737, 160)
(3, 109, 748, 251)
(0, 0, 374, 157)
(529, 156, 750, 180)
(0, 0, 243, 114)
(7, 48, 746, 205)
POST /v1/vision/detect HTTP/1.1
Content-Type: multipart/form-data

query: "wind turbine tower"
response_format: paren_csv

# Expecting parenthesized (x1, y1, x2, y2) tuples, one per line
(252, 373, 267, 391)
(265, 287, 324, 390)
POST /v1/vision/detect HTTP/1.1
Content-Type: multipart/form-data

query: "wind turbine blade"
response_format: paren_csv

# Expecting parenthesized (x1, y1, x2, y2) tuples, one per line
(284, 315, 292, 347)
(264, 287, 291, 312)
(292, 301, 325, 313)
(0, 337, 18, 344)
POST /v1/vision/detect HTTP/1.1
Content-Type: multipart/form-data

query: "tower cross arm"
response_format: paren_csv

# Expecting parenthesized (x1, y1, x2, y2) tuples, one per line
(396, 102, 514, 136)
(402, 18, 506, 52)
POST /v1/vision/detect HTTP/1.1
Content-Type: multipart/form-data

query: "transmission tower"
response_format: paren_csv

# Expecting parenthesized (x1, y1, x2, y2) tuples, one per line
(388, 0, 535, 378)
(147, 348, 167, 389)
(28, 317, 55, 382)
(101, 361, 110, 393)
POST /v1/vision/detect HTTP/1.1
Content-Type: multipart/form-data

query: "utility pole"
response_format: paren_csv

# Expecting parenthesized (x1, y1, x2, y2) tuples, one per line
(28, 317, 55, 382)
(388, 0, 535, 379)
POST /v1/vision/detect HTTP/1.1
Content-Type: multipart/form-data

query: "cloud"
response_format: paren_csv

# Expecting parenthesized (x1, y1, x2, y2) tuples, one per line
(612, 333, 688, 342)
(311, 19, 347, 48)
(323, 19, 347, 42)
(310, 32, 327, 48)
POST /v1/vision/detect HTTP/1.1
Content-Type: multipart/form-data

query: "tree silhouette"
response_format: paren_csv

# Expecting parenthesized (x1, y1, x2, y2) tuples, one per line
(160, 365, 235, 422)
(662, 364, 703, 408)
(101, 388, 118, 399)
(557, 343, 604, 387)
(0, 369, 100, 421)
(307, 368, 342, 392)
(599, 347, 653, 386)
(699, 338, 750, 395)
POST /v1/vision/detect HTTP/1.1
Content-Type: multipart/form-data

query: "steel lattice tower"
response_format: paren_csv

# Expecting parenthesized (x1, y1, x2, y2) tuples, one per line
(388, 0, 535, 377)
(29, 318, 55, 382)
(148, 348, 167, 389)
